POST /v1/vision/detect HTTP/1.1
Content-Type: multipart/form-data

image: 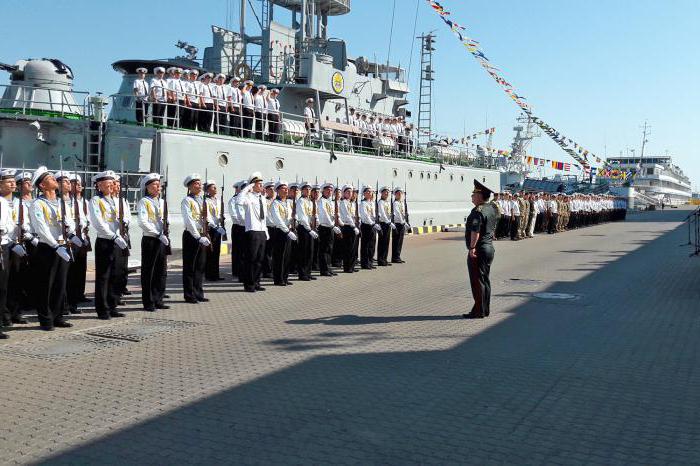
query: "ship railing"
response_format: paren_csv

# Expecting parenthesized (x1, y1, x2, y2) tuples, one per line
(0, 83, 91, 119)
(681, 207, 700, 257)
(109, 89, 497, 169)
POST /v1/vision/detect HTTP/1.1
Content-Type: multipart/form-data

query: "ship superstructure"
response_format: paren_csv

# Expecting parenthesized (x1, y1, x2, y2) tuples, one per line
(605, 155, 692, 205)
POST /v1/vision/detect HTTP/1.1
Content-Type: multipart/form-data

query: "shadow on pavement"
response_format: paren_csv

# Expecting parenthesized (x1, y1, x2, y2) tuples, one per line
(41, 209, 700, 464)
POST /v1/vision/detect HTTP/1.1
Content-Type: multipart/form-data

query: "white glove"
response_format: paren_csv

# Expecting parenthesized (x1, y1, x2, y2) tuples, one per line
(332, 226, 341, 235)
(353, 227, 360, 236)
(159, 234, 170, 246)
(406, 223, 411, 230)
(310, 230, 319, 240)
(22, 232, 33, 242)
(11, 243, 27, 257)
(287, 231, 298, 241)
(114, 236, 128, 250)
(199, 236, 211, 247)
(70, 235, 83, 248)
(31, 237, 39, 247)
(56, 246, 71, 262)
(373, 224, 382, 232)
(217, 227, 226, 236)
(390, 223, 397, 231)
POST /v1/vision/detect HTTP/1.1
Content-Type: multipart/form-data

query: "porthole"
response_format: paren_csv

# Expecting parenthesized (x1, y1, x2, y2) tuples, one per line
(275, 159, 284, 170)
(217, 152, 229, 167)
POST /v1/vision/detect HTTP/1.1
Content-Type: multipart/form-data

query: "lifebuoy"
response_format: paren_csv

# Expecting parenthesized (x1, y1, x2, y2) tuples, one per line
(234, 62, 252, 81)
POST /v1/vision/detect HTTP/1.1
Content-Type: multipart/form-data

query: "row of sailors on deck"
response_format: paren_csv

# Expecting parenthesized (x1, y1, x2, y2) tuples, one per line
(492, 192, 628, 241)
(131, 66, 415, 152)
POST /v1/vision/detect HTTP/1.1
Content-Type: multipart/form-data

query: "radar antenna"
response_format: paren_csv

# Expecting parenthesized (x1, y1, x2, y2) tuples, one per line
(175, 41, 199, 61)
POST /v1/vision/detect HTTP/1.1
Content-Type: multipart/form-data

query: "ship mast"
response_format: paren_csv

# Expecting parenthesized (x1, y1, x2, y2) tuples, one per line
(506, 114, 539, 177)
(639, 120, 651, 162)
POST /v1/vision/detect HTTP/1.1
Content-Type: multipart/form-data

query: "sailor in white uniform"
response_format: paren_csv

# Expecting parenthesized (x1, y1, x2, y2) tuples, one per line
(266, 88, 281, 142)
(295, 182, 318, 281)
(181, 174, 210, 304)
(391, 187, 408, 263)
(269, 181, 297, 286)
(236, 172, 269, 292)
(241, 80, 255, 138)
(338, 184, 360, 273)
(203, 179, 227, 281)
(376, 186, 395, 266)
(149, 66, 168, 126)
(359, 186, 381, 269)
(132, 67, 150, 125)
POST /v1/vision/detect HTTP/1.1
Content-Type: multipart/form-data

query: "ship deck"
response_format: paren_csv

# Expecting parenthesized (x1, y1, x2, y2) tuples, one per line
(1, 207, 699, 464)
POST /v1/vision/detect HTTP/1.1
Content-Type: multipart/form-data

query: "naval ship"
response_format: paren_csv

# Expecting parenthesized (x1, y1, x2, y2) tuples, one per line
(0, 0, 501, 250)
(605, 155, 692, 205)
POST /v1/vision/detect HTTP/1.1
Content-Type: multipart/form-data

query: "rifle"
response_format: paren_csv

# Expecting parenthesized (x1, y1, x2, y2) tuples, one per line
(72, 169, 84, 248)
(201, 169, 212, 250)
(162, 167, 172, 255)
(220, 174, 227, 241)
(291, 186, 298, 233)
(0, 152, 4, 271)
(333, 178, 342, 238)
(311, 186, 318, 232)
(59, 158, 75, 262)
(375, 180, 380, 234)
(118, 161, 130, 257)
(81, 167, 92, 252)
(390, 183, 395, 226)
(355, 178, 360, 233)
(404, 182, 410, 227)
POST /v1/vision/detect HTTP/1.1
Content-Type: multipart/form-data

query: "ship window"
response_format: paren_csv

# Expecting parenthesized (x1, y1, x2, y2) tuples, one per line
(275, 159, 284, 170)
(217, 152, 229, 167)
(393, 169, 398, 177)
(460, 175, 464, 182)
(433, 173, 438, 180)
(420, 172, 424, 180)
(450, 174, 454, 181)
(408, 171, 413, 179)
(646, 168, 654, 175)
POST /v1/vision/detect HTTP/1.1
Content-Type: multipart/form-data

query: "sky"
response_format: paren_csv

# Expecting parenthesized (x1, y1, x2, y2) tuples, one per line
(1, 0, 699, 189)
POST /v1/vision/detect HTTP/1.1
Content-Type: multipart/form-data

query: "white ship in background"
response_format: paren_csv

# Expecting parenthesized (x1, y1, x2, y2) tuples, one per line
(0, 0, 505, 250)
(605, 155, 692, 205)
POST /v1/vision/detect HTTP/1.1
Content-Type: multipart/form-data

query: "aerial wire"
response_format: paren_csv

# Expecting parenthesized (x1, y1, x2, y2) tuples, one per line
(386, 0, 397, 69)
(406, 0, 420, 82)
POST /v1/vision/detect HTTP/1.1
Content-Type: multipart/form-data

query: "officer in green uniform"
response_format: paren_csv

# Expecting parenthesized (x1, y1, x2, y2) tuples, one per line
(463, 179, 498, 319)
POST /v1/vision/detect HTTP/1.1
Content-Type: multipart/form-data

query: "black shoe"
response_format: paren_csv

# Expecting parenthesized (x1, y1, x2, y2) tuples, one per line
(320, 272, 333, 277)
(330, 272, 338, 276)
(121, 290, 132, 296)
(344, 269, 354, 273)
(40, 325, 55, 331)
(109, 311, 126, 318)
(361, 266, 371, 270)
(299, 277, 311, 281)
(244, 287, 257, 293)
(262, 273, 273, 279)
(0, 332, 8, 339)
(144, 307, 156, 312)
(255, 285, 266, 291)
(79, 297, 91, 303)
(11, 317, 28, 324)
(117, 300, 125, 306)
(155, 304, 170, 310)
(164, 294, 171, 299)
(197, 297, 210, 303)
(462, 312, 484, 319)
(97, 314, 111, 320)
(285, 281, 293, 286)
(71, 308, 83, 315)
(184, 298, 199, 304)
(54, 321, 73, 328)
(274, 282, 287, 286)
(310, 276, 318, 280)
(1, 318, 10, 327)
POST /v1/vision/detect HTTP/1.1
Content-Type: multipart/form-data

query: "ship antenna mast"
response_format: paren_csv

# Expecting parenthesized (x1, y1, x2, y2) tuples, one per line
(417, 32, 436, 148)
(640, 120, 651, 162)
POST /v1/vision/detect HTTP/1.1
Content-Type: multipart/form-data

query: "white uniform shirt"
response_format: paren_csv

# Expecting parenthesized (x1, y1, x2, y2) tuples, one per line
(317, 196, 335, 228)
(181, 195, 205, 239)
(296, 196, 316, 231)
(270, 198, 293, 233)
(304, 107, 316, 126)
(200, 82, 213, 105)
(228, 194, 242, 226)
(359, 200, 376, 226)
(133, 78, 150, 102)
(392, 199, 407, 225)
(236, 190, 269, 235)
(267, 97, 280, 115)
(242, 89, 254, 109)
(205, 196, 221, 228)
(89, 194, 120, 240)
(137, 196, 164, 237)
(213, 84, 227, 109)
(378, 199, 392, 224)
(228, 85, 241, 107)
(549, 200, 558, 214)
(254, 94, 266, 113)
(510, 199, 521, 216)
(167, 77, 185, 101)
(339, 199, 356, 227)
(150, 77, 167, 102)
(29, 196, 73, 248)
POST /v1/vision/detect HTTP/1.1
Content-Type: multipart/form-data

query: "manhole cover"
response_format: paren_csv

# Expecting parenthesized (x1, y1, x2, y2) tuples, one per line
(533, 292, 581, 301)
(0, 334, 129, 361)
(506, 278, 544, 285)
(84, 318, 202, 342)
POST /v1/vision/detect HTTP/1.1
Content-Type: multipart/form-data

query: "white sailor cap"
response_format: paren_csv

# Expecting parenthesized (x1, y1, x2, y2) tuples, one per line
(288, 182, 299, 190)
(306, 98, 314, 104)
(393, 187, 403, 194)
(183, 173, 202, 187)
(258, 84, 267, 90)
(204, 179, 216, 188)
(113, 174, 121, 183)
(190, 69, 200, 76)
(140, 173, 161, 191)
(69, 173, 82, 183)
(174, 68, 183, 74)
(270, 88, 280, 94)
(14, 171, 32, 182)
(321, 182, 334, 190)
(166, 67, 176, 73)
(342, 184, 353, 192)
(275, 180, 288, 190)
(32, 166, 52, 187)
(299, 181, 311, 189)
(215, 73, 226, 80)
(182, 69, 191, 76)
(311, 184, 320, 190)
(249, 171, 263, 183)
(379, 186, 390, 193)
(136, 67, 148, 74)
(154, 66, 165, 73)
(53, 170, 72, 181)
(263, 181, 275, 189)
(244, 80, 254, 86)
(362, 185, 374, 193)
(230, 76, 240, 82)
(0, 169, 17, 180)
(92, 170, 116, 184)
(200, 73, 213, 80)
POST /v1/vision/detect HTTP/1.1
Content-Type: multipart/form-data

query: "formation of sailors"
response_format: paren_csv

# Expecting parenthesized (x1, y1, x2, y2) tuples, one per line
(492, 192, 628, 240)
(0, 168, 410, 339)
(132, 67, 415, 154)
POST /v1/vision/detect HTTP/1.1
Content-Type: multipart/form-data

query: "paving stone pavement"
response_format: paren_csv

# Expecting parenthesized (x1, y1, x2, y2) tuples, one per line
(1, 208, 699, 465)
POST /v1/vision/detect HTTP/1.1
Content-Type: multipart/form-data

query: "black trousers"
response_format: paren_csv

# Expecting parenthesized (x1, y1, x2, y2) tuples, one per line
(0, 248, 10, 326)
(152, 103, 166, 126)
(141, 236, 167, 309)
(205, 227, 223, 281)
(467, 244, 495, 317)
(244, 231, 267, 290)
(254, 111, 265, 139)
(95, 238, 121, 316)
(135, 101, 149, 125)
(377, 223, 391, 265)
(360, 224, 376, 268)
(267, 114, 280, 142)
(318, 226, 334, 274)
(510, 216, 520, 240)
(391, 223, 405, 262)
(262, 235, 273, 277)
(548, 214, 559, 234)
(6, 249, 29, 322)
(176, 101, 187, 128)
(182, 232, 206, 301)
(200, 103, 214, 132)
(230, 109, 242, 137)
(242, 108, 254, 138)
(112, 243, 128, 295)
(341, 225, 357, 272)
(67, 246, 88, 310)
(231, 224, 246, 279)
(296, 228, 314, 279)
(216, 107, 228, 133)
(33, 243, 70, 327)
(271, 228, 292, 284)
(189, 103, 200, 130)
(331, 228, 343, 268)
